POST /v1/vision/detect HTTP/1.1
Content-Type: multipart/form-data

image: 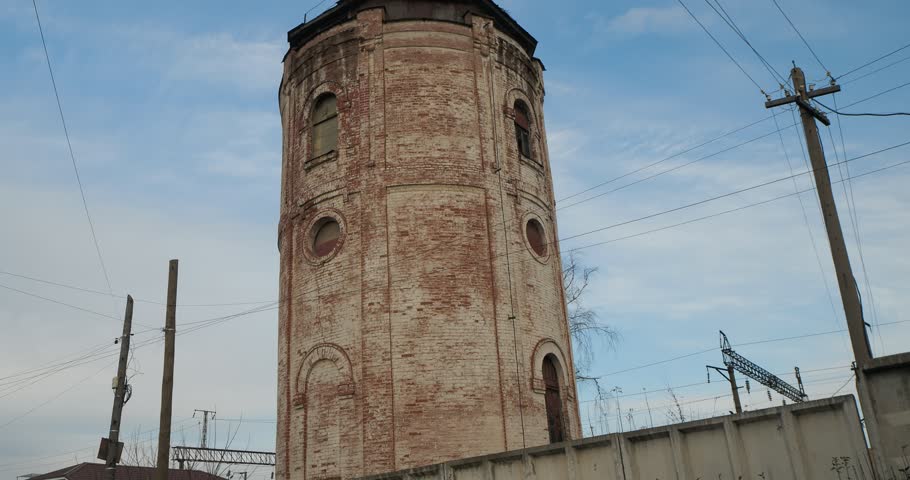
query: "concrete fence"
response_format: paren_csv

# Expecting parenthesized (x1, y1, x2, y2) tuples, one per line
(359, 395, 875, 480)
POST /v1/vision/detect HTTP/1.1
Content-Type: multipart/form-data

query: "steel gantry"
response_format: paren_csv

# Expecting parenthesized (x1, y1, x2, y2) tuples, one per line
(172, 446, 275, 469)
(720, 331, 807, 404)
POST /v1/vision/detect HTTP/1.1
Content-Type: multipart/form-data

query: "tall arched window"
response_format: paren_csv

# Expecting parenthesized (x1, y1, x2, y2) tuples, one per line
(542, 354, 565, 443)
(514, 101, 532, 159)
(312, 94, 338, 157)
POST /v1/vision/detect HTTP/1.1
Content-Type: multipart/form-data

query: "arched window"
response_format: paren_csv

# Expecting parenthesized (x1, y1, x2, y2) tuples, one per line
(312, 94, 338, 157)
(514, 101, 532, 158)
(542, 354, 565, 443)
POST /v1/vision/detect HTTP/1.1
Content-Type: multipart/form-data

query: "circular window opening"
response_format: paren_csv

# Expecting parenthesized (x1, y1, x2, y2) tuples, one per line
(312, 218, 341, 257)
(526, 218, 547, 257)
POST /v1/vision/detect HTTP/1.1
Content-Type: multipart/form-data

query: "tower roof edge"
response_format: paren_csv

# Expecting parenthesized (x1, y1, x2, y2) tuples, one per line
(287, 0, 537, 56)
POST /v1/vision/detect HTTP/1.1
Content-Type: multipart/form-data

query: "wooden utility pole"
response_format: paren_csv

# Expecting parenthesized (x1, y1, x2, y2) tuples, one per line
(104, 295, 134, 480)
(765, 66, 872, 366)
(156, 260, 179, 480)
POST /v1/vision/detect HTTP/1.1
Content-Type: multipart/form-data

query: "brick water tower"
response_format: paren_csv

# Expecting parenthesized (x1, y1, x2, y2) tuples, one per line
(276, 1, 580, 478)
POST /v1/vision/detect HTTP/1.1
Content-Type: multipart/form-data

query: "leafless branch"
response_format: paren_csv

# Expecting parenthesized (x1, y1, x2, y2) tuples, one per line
(563, 252, 618, 377)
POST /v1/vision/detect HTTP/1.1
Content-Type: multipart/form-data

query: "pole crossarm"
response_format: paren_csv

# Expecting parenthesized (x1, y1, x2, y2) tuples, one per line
(719, 331, 807, 404)
(172, 446, 276, 466)
(764, 84, 841, 108)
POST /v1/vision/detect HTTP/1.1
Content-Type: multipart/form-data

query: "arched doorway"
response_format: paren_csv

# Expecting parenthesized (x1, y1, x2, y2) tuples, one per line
(542, 354, 565, 443)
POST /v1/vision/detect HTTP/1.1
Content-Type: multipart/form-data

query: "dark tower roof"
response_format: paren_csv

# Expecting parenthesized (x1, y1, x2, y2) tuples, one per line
(287, 0, 537, 56)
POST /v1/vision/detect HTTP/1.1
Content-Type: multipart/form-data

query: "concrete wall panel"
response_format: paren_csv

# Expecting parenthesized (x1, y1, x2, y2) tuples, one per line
(737, 417, 793, 480)
(681, 425, 734, 480)
(574, 442, 620, 480)
(359, 397, 873, 480)
(626, 435, 675, 480)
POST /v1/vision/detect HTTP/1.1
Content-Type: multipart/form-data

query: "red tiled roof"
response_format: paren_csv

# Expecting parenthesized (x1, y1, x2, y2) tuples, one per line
(28, 463, 227, 480)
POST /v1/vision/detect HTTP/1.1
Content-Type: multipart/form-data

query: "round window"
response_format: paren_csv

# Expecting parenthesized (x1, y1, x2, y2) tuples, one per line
(526, 218, 547, 257)
(311, 218, 341, 257)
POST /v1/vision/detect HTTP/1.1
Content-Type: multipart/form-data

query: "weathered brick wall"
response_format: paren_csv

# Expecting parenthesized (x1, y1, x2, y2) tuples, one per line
(277, 5, 580, 479)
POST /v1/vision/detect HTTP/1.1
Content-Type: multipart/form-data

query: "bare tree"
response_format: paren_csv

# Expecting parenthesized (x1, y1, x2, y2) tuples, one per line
(563, 252, 617, 377)
(121, 419, 242, 474)
(665, 386, 688, 425)
(122, 427, 158, 467)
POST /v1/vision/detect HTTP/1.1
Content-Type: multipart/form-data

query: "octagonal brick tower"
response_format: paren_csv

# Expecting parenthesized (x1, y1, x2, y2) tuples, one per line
(276, 1, 580, 478)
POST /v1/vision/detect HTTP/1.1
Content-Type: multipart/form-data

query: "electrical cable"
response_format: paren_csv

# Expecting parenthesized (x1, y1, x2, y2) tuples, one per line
(0, 269, 276, 308)
(31, 0, 117, 313)
(556, 115, 777, 203)
(768, 0, 828, 73)
(837, 41, 910, 81)
(829, 373, 856, 397)
(0, 360, 115, 431)
(829, 94, 886, 355)
(0, 282, 121, 321)
(593, 319, 910, 378)
(839, 79, 910, 110)
(771, 109, 849, 351)
(814, 100, 910, 117)
(557, 120, 800, 212)
(704, 0, 788, 86)
(155, 137, 910, 327)
(841, 55, 910, 86)
(676, 0, 767, 94)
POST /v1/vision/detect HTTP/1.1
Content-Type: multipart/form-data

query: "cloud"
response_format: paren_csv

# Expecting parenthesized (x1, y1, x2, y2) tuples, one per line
(0, 181, 279, 469)
(164, 33, 284, 92)
(604, 5, 694, 36)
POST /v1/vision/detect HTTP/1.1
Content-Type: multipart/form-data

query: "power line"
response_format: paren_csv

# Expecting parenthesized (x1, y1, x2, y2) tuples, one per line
(580, 364, 852, 406)
(594, 319, 910, 378)
(31, 0, 117, 311)
(0, 417, 198, 472)
(557, 120, 800, 212)
(768, 0, 828, 73)
(0, 281, 120, 321)
(8, 135, 906, 363)
(704, 0, 788, 86)
(557, 138, 910, 246)
(676, 0, 767, 93)
(0, 269, 276, 307)
(771, 109, 846, 344)
(829, 94, 885, 355)
(0, 279, 159, 329)
(814, 100, 910, 117)
(837, 40, 910, 81)
(157, 137, 910, 326)
(830, 373, 855, 397)
(556, 115, 777, 203)
(192, 139, 910, 331)
(0, 360, 114, 431)
(840, 79, 910, 109)
(841, 55, 910, 86)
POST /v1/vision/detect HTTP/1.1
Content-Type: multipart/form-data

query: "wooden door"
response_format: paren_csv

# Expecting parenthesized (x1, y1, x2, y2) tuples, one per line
(543, 355, 565, 443)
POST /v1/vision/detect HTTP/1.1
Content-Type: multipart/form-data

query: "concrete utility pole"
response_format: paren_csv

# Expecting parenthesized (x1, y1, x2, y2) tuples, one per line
(765, 67, 872, 366)
(193, 409, 216, 448)
(706, 364, 742, 414)
(156, 260, 179, 480)
(104, 295, 134, 480)
(727, 365, 742, 414)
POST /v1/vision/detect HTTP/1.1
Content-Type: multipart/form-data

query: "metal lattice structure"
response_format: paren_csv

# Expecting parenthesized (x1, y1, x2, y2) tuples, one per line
(172, 446, 275, 466)
(720, 331, 807, 403)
